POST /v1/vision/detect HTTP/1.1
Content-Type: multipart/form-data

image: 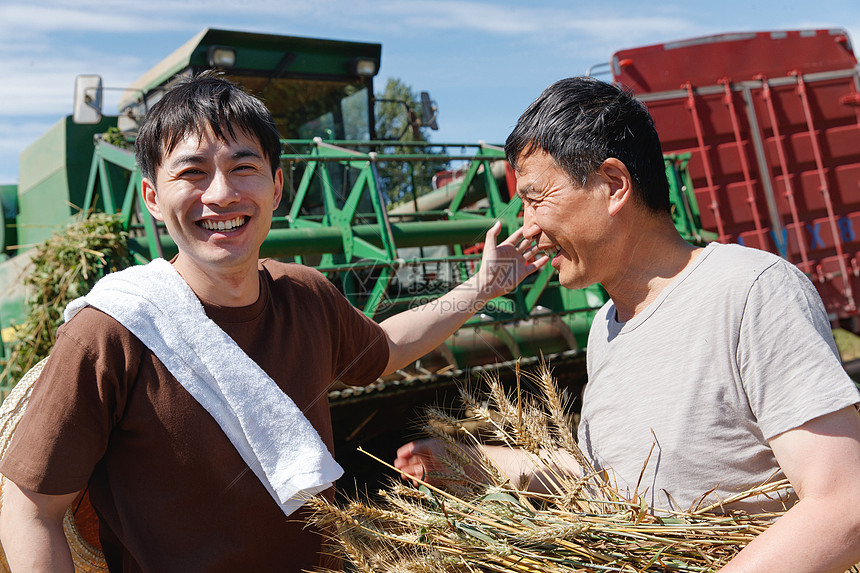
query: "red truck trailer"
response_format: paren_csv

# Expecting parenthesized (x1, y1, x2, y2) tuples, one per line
(609, 29, 860, 329)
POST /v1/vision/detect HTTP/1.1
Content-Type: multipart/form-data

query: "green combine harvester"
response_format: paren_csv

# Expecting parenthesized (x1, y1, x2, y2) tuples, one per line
(0, 29, 711, 487)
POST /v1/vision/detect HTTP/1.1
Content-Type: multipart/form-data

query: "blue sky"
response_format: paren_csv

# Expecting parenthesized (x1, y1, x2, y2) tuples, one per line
(1, 0, 858, 185)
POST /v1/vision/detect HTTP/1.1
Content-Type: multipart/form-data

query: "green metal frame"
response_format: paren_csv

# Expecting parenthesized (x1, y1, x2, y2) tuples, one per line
(665, 153, 718, 245)
(278, 140, 532, 319)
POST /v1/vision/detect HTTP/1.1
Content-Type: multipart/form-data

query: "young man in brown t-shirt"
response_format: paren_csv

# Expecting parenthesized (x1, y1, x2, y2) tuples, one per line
(0, 75, 547, 572)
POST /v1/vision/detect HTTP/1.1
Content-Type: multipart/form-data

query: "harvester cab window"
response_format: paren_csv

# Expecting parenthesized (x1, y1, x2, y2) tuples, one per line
(312, 86, 369, 141)
(232, 75, 371, 141)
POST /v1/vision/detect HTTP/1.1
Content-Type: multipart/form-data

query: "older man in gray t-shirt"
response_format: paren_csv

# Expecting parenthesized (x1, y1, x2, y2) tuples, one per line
(397, 76, 860, 572)
(580, 242, 860, 514)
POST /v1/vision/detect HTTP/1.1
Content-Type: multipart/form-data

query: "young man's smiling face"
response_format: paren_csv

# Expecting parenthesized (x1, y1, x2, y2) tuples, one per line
(142, 126, 283, 281)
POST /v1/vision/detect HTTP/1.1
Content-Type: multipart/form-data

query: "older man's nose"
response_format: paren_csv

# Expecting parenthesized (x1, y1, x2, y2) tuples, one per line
(521, 211, 541, 240)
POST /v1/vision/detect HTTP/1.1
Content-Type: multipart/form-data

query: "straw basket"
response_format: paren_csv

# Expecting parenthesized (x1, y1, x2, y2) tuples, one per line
(0, 357, 107, 572)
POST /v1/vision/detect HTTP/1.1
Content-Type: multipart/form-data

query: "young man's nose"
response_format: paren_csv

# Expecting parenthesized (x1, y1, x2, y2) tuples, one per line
(201, 173, 240, 206)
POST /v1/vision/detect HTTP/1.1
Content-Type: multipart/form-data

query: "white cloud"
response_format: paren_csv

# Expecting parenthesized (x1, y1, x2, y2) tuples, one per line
(376, 1, 691, 40)
(1, 49, 145, 116)
(315, 0, 697, 53)
(0, 3, 182, 41)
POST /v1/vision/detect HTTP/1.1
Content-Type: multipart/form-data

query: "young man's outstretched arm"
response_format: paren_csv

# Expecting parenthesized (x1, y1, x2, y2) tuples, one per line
(381, 222, 547, 375)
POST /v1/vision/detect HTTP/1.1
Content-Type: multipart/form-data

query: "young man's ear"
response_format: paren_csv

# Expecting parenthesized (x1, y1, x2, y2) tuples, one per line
(599, 158, 634, 217)
(272, 167, 284, 211)
(141, 178, 164, 221)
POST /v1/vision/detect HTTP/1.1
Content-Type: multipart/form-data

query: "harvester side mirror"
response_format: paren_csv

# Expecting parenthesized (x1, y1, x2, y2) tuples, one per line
(420, 91, 438, 130)
(73, 75, 103, 124)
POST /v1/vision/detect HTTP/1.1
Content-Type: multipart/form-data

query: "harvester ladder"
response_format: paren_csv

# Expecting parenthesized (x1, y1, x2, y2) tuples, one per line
(792, 71, 856, 312)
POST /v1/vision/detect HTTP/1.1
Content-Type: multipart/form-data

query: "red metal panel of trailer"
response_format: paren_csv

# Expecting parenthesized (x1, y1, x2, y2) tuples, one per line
(610, 29, 860, 324)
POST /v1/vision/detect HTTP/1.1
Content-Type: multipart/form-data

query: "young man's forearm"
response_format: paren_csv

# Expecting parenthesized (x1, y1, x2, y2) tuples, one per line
(380, 274, 492, 374)
(380, 222, 547, 375)
(0, 482, 77, 573)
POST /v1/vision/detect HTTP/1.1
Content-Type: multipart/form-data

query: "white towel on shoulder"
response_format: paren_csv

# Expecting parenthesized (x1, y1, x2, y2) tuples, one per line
(64, 258, 343, 516)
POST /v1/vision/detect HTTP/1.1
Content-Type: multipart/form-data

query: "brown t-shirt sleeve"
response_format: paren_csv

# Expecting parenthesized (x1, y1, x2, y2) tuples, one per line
(0, 308, 141, 495)
(333, 300, 389, 386)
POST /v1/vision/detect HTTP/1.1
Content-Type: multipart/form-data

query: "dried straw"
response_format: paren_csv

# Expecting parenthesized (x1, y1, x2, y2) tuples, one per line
(309, 362, 805, 572)
(0, 213, 131, 387)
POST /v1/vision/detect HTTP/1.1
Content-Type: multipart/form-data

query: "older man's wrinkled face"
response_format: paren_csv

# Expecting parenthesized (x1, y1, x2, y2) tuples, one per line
(516, 149, 616, 290)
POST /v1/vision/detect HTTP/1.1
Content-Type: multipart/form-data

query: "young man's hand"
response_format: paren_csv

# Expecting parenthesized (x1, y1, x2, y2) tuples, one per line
(475, 221, 549, 301)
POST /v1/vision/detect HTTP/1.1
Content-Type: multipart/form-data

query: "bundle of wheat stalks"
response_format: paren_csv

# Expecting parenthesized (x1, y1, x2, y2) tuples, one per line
(309, 363, 799, 573)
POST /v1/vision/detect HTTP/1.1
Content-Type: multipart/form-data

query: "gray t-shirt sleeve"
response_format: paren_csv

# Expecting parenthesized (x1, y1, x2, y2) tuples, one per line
(737, 260, 860, 440)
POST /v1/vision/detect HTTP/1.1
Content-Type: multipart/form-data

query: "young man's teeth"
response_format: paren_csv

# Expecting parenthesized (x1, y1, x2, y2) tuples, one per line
(202, 217, 245, 231)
